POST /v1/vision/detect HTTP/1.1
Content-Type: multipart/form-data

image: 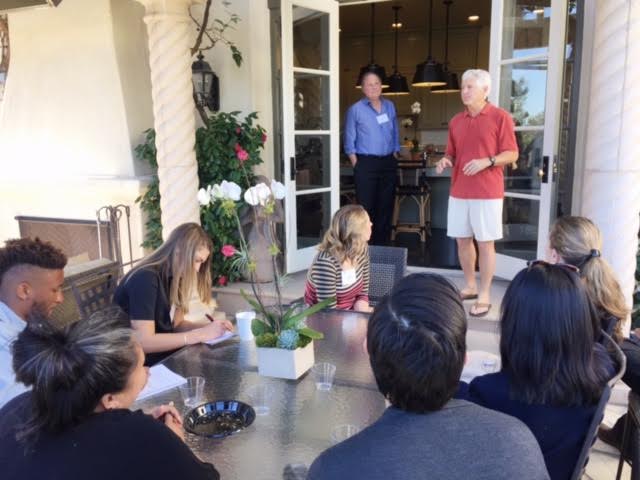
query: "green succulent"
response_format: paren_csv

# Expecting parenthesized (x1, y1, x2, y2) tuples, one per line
(255, 333, 278, 348)
(277, 329, 300, 350)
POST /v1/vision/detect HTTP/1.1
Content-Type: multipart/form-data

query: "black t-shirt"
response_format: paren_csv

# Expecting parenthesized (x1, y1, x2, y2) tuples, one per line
(0, 393, 219, 480)
(114, 266, 176, 365)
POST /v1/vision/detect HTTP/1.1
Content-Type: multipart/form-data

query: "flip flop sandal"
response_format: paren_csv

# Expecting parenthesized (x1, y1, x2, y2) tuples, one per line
(460, 292, 479, 301)
(469, 302, 492, 317)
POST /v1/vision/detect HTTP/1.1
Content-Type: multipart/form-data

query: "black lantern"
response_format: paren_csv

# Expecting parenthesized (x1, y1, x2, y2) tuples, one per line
(192, 51, 219, 111)
(432, 0, 461, 94)
(356, 3, 389, 89)
(383, 6, 410, 96)
(412, 0, 446, 87)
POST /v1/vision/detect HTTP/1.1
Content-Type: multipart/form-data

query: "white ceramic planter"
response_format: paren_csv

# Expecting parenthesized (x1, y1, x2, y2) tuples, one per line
(256, 341, 315, 380)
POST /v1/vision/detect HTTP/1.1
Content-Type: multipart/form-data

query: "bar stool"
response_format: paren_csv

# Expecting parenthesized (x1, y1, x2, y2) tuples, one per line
(391, 159, 431, 243)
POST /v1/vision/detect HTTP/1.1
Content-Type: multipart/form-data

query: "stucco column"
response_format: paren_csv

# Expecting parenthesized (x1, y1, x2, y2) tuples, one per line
(581, 0, 640, 329)
(136, 0, 201, 239)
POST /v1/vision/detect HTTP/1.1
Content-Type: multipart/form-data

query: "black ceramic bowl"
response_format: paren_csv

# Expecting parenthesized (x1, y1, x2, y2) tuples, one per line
(184, 400, 256, 438)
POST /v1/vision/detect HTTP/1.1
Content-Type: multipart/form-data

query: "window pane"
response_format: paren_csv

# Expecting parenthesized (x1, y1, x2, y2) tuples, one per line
(502, 1, 551, 59)
(296, 192, 331, 248)
(499, 61, 547, 127)
(293, 6, 329, 70)
(295, 135, 330, 190)
(507, 130, 544, 195)
(294, 73, 330, 130)
(496, 197, 539, 261)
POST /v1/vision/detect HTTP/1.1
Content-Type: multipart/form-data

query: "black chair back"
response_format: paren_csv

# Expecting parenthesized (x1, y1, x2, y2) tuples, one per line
(70, 265, 119, 320)
(571, 331, 626, 480)
(368, 245, 407, 305)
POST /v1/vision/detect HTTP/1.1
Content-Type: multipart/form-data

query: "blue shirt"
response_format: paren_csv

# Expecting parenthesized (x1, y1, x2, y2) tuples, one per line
(344, 98, 400, 156)
(0, 302, 28, 408)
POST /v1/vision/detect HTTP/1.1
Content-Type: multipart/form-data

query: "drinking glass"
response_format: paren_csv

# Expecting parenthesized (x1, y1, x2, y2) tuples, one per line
(179, 376, 205, 409)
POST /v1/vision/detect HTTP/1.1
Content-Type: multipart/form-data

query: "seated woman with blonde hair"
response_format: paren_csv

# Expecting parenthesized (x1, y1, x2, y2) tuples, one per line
(547, 216, 629, 341)
(548, 216, 636, 455)
(0, 311, 219, 480)
(114, 223, 233, 365)
(304, 205, 372, 312)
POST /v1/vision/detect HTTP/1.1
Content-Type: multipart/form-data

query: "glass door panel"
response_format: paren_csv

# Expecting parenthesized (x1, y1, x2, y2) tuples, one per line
(490, 0, 567, 274)
(282, 0, 339, 273)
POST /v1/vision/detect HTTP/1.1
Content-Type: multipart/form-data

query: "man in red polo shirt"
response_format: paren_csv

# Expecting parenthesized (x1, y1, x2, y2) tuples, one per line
(436, 69, 518, 317)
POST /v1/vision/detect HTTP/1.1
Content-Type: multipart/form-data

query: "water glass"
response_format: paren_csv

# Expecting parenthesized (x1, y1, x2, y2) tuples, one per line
(312, 362, 336, 391)
(248, 384, 274, 416)
(179, 376, 205, 408)
(236, 311, 256, 341)
(330, 424, 359, 445)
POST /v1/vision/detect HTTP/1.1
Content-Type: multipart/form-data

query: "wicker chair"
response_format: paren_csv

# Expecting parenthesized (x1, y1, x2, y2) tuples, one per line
(368, 245, 407, 305)
(70, 264, 120, 320)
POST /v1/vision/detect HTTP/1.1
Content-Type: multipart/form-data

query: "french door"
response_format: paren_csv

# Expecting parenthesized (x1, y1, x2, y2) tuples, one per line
(489, 0, 569, 278)
(281, 0, 340, 273)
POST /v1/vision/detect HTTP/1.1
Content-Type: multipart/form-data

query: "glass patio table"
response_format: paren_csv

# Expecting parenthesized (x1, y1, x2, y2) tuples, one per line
(133, 309, 386, 480)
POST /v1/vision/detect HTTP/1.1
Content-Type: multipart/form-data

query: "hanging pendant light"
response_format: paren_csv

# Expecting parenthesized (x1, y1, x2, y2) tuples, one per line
(384, 6, 410, 96)
(412, 0, 446, 88)
(432, 0, 461, 94)
(356, 3, 389, 89)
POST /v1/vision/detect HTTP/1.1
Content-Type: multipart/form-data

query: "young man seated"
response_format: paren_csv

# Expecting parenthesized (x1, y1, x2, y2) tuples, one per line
(308, 273, 550, 480)
(0, 238, 66, 407)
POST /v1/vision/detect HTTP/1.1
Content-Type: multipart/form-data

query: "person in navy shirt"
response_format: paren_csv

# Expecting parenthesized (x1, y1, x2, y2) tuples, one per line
(344, 69, 400, 245)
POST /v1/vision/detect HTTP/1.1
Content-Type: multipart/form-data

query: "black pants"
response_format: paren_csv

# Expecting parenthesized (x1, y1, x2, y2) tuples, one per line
(354, 154, 397, 246)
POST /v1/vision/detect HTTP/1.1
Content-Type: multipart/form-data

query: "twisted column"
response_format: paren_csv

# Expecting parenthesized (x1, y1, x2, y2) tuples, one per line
(137, 0, 202, 239)
(582, 0, 640, 330)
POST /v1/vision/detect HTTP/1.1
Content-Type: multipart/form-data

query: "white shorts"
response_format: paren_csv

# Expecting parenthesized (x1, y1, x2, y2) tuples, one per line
(447, 196, 503, 242)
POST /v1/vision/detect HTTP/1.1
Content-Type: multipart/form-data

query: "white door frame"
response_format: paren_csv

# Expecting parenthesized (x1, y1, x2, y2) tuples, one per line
(489, 0, 568, 279)
(281, 0, 340, 273)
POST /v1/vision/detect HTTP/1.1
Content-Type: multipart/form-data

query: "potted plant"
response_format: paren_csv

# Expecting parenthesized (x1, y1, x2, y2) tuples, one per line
(401, 102, 423, 161)
(198, 177, 334, 379)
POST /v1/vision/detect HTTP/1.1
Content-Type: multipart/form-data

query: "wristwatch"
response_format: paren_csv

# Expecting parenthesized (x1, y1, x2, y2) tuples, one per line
(489, 156, 496, 167)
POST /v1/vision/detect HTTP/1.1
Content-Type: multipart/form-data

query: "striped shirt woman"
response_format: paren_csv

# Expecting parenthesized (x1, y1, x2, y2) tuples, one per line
(304, 205, 373, 312)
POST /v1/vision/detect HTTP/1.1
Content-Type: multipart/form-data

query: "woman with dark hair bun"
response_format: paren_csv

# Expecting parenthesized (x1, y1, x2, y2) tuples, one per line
(0, 312, 219, 480)
(469, 262, 612, 480)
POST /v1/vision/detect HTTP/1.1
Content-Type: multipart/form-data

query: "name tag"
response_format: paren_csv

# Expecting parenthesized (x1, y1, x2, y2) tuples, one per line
(376, 113, 389, 124)
(341, 269, 357, 287)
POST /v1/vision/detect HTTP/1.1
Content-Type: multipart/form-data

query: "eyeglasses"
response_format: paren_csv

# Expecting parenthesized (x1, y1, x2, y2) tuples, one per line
(526, 259, 580, 275)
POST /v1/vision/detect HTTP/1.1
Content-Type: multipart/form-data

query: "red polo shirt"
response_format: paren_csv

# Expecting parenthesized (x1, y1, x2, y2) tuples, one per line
(445, 103, 518, 199)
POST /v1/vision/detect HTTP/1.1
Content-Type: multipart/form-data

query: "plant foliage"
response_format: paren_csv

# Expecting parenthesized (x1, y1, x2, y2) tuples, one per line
(134, 111, 266, 284)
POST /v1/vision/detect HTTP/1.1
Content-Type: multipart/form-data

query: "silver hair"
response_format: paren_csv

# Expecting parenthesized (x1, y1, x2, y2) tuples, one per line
(461, 69, 492, 97)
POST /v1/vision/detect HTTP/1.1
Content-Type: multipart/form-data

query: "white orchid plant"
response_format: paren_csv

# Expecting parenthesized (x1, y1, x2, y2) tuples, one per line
(198, 179, 330, 350)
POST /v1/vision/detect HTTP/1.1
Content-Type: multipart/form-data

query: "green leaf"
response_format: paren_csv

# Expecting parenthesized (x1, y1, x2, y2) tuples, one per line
(287, 297, 335, 326)
(298, 327, 324, 340)
(251, 318, 269, 336)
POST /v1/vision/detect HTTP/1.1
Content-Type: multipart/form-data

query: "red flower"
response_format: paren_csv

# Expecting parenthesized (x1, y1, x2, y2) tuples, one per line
(236, 149, 249, 163)
(234, 143, 242, 152)
(218, 275, 228, 286)
(261, 133, 267, 143)
(221, 244, 237, 257)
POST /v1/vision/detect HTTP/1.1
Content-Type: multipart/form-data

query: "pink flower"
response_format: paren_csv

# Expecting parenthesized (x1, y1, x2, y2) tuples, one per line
(221, 244, 237, 258)
(236, 149, 249, 163)
(236, 127, 241, 134)
(261, 133, 267, 143)
(218, 275, 228, 286)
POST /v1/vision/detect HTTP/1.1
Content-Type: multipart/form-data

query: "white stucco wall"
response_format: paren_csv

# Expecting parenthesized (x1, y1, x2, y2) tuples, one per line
(193, 0, 275, 178)
(0, 0, 275, 257)
(0, 0, 154, 259)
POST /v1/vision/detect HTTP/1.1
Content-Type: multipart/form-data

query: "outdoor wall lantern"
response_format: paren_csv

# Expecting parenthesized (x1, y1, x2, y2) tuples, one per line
(192, 51, 219, 112)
